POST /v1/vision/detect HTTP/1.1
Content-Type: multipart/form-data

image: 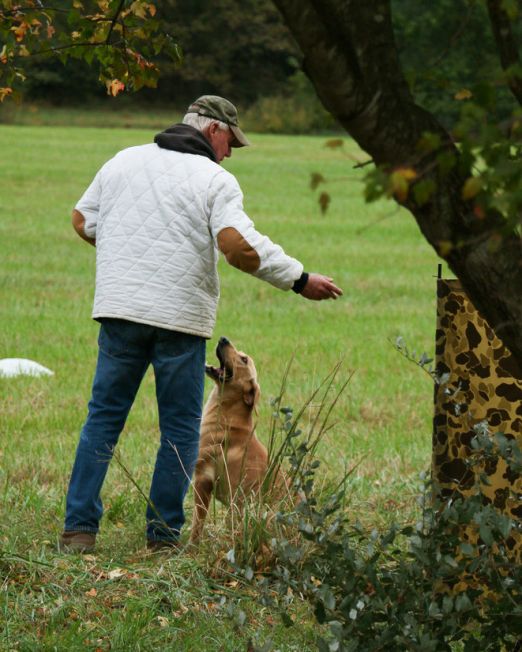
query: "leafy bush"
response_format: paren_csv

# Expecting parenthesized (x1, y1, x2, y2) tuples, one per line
(242, 72, 339, 134)
(226, 393, 522, 651)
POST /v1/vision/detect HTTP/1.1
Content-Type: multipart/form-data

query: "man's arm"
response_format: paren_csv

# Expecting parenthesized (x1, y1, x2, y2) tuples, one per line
(297, 273, 343, 301)
(72, 209, 96, 247)
(209, 171, 343, 300)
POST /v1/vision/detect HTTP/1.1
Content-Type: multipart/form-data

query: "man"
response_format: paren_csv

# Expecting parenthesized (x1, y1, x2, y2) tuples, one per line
(60, 95, 342, 553)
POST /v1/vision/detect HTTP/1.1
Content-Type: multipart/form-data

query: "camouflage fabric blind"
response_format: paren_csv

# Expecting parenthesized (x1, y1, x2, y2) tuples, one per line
(433, 278, 522, 556)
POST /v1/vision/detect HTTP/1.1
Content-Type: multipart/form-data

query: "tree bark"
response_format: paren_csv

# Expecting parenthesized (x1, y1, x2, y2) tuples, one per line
(272, 0, 522, 365)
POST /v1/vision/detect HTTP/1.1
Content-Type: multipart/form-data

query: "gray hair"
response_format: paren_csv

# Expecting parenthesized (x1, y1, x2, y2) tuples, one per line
(182, 113, 229, 133)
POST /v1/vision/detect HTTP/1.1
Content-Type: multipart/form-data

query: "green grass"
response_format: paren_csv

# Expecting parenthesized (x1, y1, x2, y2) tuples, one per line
(0, 122, 449, 649)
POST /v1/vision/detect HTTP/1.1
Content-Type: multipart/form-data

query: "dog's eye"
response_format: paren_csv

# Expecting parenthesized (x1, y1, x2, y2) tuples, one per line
(241, 356, 248, 364)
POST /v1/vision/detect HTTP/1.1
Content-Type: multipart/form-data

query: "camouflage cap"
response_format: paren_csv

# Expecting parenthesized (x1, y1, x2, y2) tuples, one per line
(187, 95, 250, 147)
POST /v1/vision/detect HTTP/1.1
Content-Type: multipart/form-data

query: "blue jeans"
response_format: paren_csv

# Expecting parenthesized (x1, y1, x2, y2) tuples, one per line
(64, 319, 205, 542)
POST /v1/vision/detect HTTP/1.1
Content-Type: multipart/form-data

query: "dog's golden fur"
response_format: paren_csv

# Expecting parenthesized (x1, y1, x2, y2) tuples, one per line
(190, 337, 275, 543)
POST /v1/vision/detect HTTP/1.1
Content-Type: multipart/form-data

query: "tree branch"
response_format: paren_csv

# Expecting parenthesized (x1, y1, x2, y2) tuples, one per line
(28, 40, 123, 58)
(106, 0, 126, 45)
(486, 0, 522, 107)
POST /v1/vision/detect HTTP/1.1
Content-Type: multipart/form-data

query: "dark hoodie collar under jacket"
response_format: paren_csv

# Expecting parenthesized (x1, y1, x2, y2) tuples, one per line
(154, 123, 217, 163)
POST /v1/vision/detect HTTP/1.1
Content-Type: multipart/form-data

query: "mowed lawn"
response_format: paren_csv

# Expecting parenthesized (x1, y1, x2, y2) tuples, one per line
(0, 123, 446, 649)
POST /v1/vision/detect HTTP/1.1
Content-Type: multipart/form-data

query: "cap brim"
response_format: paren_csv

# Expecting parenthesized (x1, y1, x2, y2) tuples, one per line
(230, 124, 250, 147)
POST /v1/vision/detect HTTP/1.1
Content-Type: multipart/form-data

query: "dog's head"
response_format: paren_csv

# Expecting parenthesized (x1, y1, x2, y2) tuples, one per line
(205, 337, 260, 409)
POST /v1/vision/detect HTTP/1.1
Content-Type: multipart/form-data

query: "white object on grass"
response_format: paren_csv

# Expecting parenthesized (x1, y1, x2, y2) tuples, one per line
(0, 358, 54, 378)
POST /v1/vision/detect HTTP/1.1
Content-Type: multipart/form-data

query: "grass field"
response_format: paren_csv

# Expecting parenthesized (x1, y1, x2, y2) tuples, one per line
(0, 121, 449, 650)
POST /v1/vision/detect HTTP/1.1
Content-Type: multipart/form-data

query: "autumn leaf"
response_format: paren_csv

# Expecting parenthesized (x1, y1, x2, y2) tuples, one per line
(129, 1, 148, 19)
(173, 604, 189, 618)
(108, 568, 126, 580)
(310, 172, 326, 190)
(455, 88, 472, 101)
(106, 79, 125, 96)
(389, 168, 417, 202)
(473, 203, 486, 219)
(462, 176, 482, 200)
(324, 138, 344, 149)
(437, 240, 454, 257)
(85, 588, 97, 597)
(12, 22, 29, 42)
(397, 167, 417, 181)
(0, 88, 13, 102)
(318, 191, 331, 214)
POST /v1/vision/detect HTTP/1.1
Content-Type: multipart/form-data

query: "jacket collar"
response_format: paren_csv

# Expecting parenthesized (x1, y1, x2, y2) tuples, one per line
(154, 124, 217, 162)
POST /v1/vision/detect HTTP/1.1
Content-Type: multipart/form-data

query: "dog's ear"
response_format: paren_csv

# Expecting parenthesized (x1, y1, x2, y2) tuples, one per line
(243, 379, 260, 408)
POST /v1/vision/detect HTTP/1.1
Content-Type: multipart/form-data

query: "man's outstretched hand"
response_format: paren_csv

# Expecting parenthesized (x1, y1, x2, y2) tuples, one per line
(300, 274, 343, 301)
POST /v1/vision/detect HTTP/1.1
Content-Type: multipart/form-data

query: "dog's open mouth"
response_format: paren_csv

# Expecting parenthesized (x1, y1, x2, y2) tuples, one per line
(205, 345, 233, 383)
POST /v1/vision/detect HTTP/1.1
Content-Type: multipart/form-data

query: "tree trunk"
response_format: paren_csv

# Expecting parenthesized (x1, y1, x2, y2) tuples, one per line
(272, 0, 522, 365)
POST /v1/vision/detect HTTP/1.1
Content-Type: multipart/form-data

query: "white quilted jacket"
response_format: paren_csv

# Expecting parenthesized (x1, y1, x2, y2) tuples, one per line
(75, 143, 303, 337)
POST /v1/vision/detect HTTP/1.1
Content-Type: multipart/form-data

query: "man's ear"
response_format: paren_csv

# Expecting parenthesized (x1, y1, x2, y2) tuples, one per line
(243, 380, 260, 408)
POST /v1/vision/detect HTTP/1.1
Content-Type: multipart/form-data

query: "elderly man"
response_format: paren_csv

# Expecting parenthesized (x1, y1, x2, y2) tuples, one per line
(60, 95, 342, 553)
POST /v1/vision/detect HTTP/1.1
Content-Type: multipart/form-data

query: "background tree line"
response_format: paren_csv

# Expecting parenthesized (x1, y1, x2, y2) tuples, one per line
(17, 0, 520, 132)
(3, 0, 521, 361)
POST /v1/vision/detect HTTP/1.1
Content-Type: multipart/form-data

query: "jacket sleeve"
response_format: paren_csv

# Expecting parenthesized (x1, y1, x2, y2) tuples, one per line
(75, 169, 102, 239)
(207, 170, 303, 291)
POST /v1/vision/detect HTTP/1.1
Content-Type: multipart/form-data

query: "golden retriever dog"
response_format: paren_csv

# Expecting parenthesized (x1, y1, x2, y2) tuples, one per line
(190, 336, 277, 544)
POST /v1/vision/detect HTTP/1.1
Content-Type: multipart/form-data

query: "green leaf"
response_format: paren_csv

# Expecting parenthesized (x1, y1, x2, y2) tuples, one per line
(412, 178, 436, 206)
(479, 522, 494, 546)
(455, 593, 473, 613)
(460, 542, 475, 556)
(428, 600, 441, 618)
(501, 0, 519, 19)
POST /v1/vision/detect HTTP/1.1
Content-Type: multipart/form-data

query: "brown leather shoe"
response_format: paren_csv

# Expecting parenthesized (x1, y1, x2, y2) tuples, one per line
(59, 531, 96, 553)
(146, 539, 180, 553)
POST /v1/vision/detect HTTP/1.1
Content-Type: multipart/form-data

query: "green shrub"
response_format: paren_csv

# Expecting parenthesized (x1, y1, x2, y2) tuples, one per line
(226, 384, 522, 651)
(275, 429, 521, 651)
(242, 72, 339, 135)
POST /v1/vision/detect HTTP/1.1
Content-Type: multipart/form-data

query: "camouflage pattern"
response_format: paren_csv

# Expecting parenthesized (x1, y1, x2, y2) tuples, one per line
(433, 278, 522, 556)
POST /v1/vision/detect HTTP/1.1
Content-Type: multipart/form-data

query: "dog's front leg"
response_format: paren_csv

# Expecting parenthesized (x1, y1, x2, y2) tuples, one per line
(190, 475, 214, 544)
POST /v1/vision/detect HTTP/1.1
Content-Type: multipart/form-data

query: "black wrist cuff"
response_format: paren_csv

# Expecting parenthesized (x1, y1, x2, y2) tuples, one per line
(292, 272, 309, 294)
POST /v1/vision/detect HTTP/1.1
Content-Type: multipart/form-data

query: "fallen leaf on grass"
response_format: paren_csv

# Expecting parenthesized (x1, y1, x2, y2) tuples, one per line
(173, 604, 189, 618)
(108, 568, 126, 580)
(85, 588, 97, 597)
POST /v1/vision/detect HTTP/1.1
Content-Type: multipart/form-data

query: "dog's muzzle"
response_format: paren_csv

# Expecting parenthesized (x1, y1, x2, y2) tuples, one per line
(205, 336, 233, 382)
